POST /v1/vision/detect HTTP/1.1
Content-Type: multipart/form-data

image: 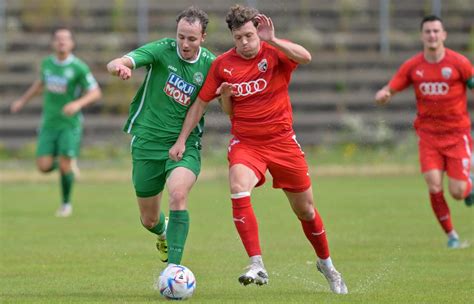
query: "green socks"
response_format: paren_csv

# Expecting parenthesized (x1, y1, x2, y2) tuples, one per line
(60, 172, 74, 203)
(167, 210, 189, 265)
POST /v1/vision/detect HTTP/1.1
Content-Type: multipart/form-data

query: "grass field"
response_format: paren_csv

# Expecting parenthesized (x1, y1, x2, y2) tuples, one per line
(1, 169, 473, 303)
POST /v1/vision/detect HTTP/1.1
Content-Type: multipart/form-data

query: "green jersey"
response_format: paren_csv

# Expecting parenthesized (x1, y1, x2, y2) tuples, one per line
(123, 38, 216, 147)
(40, 54, 98, 130)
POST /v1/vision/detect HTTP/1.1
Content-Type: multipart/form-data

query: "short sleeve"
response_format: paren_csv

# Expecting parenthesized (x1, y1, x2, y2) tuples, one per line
(389, 60, 413, 92)
(198, 59, 223, 102)
(78, 63, 98, 91)
(125, 39, 167, 69)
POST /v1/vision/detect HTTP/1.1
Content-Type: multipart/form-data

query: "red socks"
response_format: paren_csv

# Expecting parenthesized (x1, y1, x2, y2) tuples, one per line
(300, 208, 330, 259)
(429, 191, 453, 233)
(231, 196, 261, 257)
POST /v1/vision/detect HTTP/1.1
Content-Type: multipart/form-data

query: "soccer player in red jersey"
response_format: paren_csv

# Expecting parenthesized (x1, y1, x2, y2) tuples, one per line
(375, 15, 474, 249)
(169, 5, 348, 294)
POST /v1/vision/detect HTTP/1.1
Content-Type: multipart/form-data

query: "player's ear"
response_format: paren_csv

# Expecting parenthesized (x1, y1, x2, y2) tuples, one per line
(201, 32, 207, 43)
(442, 30, 447, 42)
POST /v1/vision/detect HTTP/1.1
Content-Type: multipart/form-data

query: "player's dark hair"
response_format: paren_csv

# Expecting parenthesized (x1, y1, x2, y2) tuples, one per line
(51, 26, 74, 40)
(225, 4, 259, 31)
(176, 6, 209, 34)
(420, 15, 444, 31)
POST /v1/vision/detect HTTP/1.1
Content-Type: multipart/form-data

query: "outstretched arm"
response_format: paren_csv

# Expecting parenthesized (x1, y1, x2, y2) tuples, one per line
(255, 14, 311, 64)
(10, 79, 43, 113)
(107, 57, 133, 80)
(169, 98, 209, 161)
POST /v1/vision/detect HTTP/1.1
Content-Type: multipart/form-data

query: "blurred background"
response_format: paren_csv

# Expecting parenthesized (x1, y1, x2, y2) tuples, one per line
(0, 0, 473, 165)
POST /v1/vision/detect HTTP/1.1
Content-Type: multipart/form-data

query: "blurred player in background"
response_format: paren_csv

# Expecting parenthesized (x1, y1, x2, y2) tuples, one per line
(169, 5, 348, 294)
(10, 27, 102, 217)
(106, 7, 215, 266)
(375, 15, 474, 249)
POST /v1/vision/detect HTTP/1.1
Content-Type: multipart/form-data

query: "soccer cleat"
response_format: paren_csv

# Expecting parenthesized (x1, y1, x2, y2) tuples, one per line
(238, 263, 269, 286)
(447, 237, 460, 248)
(55, 204, 72, 217)
(156, 217, 168, 263)
(317, 260, 348, 294)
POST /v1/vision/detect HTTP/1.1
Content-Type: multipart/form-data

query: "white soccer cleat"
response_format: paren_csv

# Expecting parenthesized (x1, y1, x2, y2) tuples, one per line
(316, 260, 348, 294)
(238, 263, 269, 286)
(55, 204, 73, 217)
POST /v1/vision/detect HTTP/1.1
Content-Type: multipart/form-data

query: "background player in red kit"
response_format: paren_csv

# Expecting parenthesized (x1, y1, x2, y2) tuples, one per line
(375, 15, 474, 249)
(169, 4, 348, 294)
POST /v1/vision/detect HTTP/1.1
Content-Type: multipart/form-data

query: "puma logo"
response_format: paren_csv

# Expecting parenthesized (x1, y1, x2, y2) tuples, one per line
(224, 68, 233, 76)
(233, 217, 246, 223)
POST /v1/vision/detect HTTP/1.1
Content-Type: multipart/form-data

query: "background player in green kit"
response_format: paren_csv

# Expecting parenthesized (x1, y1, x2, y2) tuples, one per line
(10, 27, 102, 217)
(106, 6, 215, 266)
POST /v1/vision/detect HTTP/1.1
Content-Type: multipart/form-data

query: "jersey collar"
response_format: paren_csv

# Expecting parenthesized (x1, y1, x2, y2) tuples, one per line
(53, 54, 75, 66)
(176, 45, 201, 64)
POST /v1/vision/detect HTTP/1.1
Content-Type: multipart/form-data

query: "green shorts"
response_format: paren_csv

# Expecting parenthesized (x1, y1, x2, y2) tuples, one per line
(131, 137, 201, 198)
(36, 127, 82, 158)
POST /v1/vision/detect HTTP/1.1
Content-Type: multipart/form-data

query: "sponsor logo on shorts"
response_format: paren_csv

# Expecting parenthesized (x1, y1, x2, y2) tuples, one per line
(419, 82, 449, 95)
(164, 73, 196, 106)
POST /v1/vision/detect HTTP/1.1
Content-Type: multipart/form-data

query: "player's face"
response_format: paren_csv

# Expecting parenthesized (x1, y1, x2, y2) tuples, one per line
(232, 21, 260, 59)
(52, 29, 74, 56)
(421, 21, 446, 51)
(176, 19, 205, 61)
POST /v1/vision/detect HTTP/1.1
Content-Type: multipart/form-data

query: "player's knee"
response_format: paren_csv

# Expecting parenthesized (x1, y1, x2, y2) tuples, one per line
(230, 182, 248, 194)
(427, 183, 443, 193)
(37, 163, 53, 173)
(294, 205, 315, 221)
(168, 189, 187, 209)
(141, 216, 158, 229)
(448, 187, 465, 200)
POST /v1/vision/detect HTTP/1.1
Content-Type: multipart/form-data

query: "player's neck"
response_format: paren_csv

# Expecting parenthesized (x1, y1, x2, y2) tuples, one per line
(423, 46, 445, 63)
(55, 52, 71, 62)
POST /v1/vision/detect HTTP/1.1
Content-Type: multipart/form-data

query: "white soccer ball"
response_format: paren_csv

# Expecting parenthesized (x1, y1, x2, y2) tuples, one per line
(158, 264, 196, 300)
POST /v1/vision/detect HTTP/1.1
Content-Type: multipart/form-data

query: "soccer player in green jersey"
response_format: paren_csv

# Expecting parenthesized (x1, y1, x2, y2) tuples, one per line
(10, 27, 102, 217)
(106, 6, 215, 266)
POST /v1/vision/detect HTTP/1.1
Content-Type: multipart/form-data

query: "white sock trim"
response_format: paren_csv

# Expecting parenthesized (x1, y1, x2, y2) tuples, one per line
(231, 192, 250, 199)
(319, 257, 334, 268)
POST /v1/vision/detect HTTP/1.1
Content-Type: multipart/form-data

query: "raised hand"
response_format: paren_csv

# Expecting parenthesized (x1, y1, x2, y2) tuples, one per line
(254, 14, 275, 42)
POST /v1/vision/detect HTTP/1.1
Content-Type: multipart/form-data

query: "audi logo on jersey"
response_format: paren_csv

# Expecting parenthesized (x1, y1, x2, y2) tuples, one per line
(419, 82, 449, 95)
(232, 79, 268, 97)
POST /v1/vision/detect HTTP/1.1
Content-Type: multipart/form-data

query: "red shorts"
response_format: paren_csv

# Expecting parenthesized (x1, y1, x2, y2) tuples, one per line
(417, 130, 472, 180)
(227, 134, 311, 192)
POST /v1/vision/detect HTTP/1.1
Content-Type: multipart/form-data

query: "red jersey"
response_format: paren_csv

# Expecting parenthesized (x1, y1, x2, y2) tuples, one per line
(389, 48, 473, 133)
(198, 42, 298, 145)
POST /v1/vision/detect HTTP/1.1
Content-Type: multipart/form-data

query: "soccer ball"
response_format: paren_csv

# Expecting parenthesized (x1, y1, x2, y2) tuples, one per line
(158, 264, 196, 300)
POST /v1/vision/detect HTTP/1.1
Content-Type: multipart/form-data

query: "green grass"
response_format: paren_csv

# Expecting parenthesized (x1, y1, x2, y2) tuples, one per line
(1, 173, 473, 303)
